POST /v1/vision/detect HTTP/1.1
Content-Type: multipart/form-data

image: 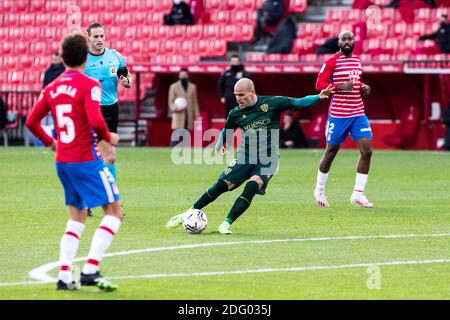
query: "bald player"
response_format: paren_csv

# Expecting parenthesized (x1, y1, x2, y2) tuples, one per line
(314, 30, 374, 209)
(166, 78, 335, 234)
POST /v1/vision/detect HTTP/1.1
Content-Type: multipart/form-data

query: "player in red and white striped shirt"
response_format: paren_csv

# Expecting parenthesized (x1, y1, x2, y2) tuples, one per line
(313, 30, 374, 209)
(26, 33, 123, 291)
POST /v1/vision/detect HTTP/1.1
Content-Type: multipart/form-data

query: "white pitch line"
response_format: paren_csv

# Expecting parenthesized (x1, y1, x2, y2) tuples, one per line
(1, 232, 449, 287)
(2, 258, 450, 287)
(108, 258, 450, 280)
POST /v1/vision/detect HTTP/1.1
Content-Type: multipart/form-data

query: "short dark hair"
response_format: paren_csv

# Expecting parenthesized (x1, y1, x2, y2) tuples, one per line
(87, 22, 103, 36)
(230, 54, 240, 60)
(61, 33, 88, 68)
(179, 68, 189, 73)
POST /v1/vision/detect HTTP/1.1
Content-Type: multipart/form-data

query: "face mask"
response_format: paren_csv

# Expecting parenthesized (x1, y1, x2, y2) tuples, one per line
(174, 0, 181, 5)
(231, 64, 243, 72)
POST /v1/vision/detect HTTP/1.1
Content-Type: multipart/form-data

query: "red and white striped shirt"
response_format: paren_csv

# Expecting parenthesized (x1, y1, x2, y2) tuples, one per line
(316, 52, 365, 118)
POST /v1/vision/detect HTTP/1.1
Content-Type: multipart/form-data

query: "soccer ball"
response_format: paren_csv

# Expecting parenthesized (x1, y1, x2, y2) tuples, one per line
(182, 209, 207, 234)
(174, 97, 188, 111)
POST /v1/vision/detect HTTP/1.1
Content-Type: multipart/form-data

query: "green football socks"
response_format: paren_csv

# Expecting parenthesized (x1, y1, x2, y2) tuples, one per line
(193, 180, 229, 210)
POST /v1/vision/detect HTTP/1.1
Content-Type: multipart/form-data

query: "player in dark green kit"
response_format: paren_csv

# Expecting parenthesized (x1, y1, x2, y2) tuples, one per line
(167, 78, 334, 234)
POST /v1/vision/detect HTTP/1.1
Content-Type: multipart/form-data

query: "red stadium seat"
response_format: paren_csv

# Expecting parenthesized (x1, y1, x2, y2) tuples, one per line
(81, 13, 99, 26)
(0, 28, 8, 41)
(94, 0, 108, 12)
(207, 40, 226, 57)
(326, 9, 342, 23)
(393, 22, 408, 38)
(235, 24, 254, 42)
(137, 26, 153, 40)
(434, 7, 449, 20)
(124, 27, 138, 40)
(0, 42, 13, 56)
(45, 0, 62, 13)
(29, 42, 46, 56)
(186, 25, 203, 40)
(306, 113, 327, 148)
(15, 43, 29, 55)
(322, 24, 339, 38)
(146, 40, 160, 55)
(9, 28, 23, 41)
(114, 41, 126, 53)
(383, 105, 420, 149)
(385, 38, 399, 54)
(133, 12, 148, 26)
(4, 57, 18, 71)
(154, 0, 171, 13)
(34, 57, 48, 71)
(48, 41, 60, 54)
(30, 0, 46, 13)
(210, 11, 230, 25)
(155, 26, 170, 40)
(221, 25, 237, 41)
(106, 26, 121, 41)
(13, 0, 29, 13)
(149, 13, 164, 25)
(381, 8, 400, 24)
(111, 0, 125, 12)
(115, 12, 131, 26)
(415, 8, 431, 21)
(168, 26, 186, 40)
(409, 22, 427, 37)
(36, 13, 51, 28)
(102, 13, 115, 26)
(224, 0, 240, 10)
(180, 40, 195, 56)
(232, 10, 248, 24)
(20, 14, 35, 27)
(205, 0, 222, 11)
(242, 0, 257, 11)
(140, 0, 156, 12)
(78, 0, 92, 13)
(52, 14, 67, 28)
(289, 0, 308, 13)
(3, 14, 20, 27)
(197, 40, 209, 56)
(19, 56, 34, 69)
(126, 0, 140, 12)
(130, 42, 143, 55)
(402, 37, 418, 52)
(202, 25, 220, 40)
(0, 0, 13, 13)
(161, 40, 176, 55)
(298, 23, 320, 39)
(23, 72, 41, 85)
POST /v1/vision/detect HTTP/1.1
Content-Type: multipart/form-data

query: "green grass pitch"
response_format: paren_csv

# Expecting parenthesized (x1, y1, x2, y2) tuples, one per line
(0, 147, 449, 299)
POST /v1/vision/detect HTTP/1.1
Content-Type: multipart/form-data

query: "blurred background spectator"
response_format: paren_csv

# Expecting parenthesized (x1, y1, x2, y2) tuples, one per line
(266, 15, 297, 54)
(414, 14, 449, 54)
(163, 0, 194, 26)
(218, 55, 251, 117)
(280, 111, 308, 149)
(254, 0, 286, 43)
(43, 52, 65, 88)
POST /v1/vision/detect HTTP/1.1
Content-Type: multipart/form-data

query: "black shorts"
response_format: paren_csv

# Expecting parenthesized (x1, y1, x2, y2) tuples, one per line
(101, 103, 119, 133)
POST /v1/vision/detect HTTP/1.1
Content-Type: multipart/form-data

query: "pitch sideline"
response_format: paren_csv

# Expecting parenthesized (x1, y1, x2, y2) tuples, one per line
(0, 232, 450, 287)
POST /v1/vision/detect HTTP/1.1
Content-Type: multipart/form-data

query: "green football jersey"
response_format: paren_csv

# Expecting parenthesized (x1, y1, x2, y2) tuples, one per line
(224, 96, 297, 161)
